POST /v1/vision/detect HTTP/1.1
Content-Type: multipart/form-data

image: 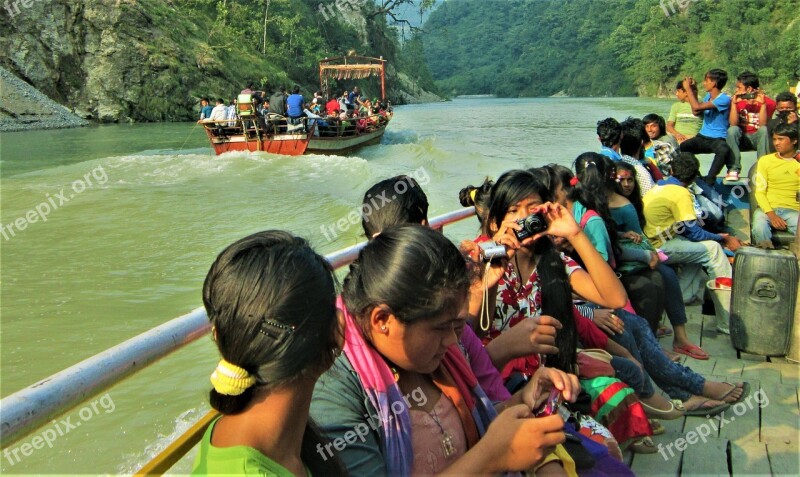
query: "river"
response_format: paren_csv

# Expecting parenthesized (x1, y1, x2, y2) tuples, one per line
(2, 97, 695, 473)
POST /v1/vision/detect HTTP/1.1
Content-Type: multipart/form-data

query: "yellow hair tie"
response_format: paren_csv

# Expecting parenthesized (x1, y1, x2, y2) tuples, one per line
(469, 189, 478, 204)
(210, 359, 256, 396)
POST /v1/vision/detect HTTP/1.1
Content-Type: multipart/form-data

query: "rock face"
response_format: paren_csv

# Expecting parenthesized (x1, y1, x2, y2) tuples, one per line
(0, 0, 440, 128)
(0, 66, 88, 132)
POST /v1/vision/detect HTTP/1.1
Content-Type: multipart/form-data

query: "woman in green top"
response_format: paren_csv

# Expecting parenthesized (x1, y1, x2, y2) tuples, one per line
(192, 231, 345, 476)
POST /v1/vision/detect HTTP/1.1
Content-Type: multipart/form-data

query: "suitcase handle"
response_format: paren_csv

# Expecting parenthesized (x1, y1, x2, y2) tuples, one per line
(755, 282, 777, 299)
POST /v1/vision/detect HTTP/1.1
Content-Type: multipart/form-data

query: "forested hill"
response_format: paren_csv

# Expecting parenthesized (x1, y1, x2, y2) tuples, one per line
(0, 0, 440, 123)
(422, 0, 800, 97)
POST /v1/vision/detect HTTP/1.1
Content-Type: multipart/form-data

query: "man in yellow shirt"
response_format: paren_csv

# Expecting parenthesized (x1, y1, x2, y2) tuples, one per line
(643, 153, 742, 303)
(752, 123, 800, 248)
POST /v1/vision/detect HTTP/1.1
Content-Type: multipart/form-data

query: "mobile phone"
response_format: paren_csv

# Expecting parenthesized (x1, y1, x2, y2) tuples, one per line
(534, 389, 563, 417)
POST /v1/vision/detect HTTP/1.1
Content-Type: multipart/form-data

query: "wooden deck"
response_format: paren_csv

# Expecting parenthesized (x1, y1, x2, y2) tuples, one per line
(626, 305, 799, 476)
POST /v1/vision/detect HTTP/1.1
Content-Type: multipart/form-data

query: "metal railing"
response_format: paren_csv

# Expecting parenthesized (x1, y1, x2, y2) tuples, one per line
(0, 207, 476, 451)
(201, 110, 393, 139)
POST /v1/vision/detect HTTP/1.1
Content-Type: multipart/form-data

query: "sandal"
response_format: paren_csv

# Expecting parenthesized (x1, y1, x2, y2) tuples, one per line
(629, 436, 658, 454)
(673, 343, 709, 360)
(656, 325, 673, 338)
(640, 400, 684, 420)
(649, 419, 665, 436)
(716, 382, 750, 405)
(682, 397, 730, 417)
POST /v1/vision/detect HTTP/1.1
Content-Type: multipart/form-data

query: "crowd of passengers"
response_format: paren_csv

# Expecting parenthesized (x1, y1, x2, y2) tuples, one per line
(197, 83, 393, 136)
(190, 68, 798, 476)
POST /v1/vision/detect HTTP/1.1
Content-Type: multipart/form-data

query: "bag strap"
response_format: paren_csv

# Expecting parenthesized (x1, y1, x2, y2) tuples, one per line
(579, 209, 600, 229)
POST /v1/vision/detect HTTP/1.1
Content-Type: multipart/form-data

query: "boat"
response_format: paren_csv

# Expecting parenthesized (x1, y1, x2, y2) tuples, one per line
(201, 56, 392, 156)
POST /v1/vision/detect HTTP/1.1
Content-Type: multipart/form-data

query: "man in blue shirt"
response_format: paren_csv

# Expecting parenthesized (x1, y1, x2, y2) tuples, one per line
(199, 98, 212, 121)
(347, 86, 364, 110)
(285, 85, 304, 120)
(679, 70, 735, 185)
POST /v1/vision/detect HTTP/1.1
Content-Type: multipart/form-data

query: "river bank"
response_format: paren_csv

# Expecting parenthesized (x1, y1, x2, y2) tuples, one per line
(0, 66, 88, 133)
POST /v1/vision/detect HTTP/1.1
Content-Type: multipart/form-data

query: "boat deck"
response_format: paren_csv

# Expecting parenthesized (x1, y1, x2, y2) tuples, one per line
(626, 305, 799, 476)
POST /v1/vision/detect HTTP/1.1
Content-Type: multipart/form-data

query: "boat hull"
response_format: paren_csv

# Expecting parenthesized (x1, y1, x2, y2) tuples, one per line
(205, 125, 387, 156)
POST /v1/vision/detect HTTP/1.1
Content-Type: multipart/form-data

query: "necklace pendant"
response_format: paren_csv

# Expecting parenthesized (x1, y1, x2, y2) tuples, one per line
(441, 432, 455, 458)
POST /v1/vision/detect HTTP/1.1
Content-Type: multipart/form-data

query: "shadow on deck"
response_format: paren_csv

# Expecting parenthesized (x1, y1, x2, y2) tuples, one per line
(626, 305, 799, 476)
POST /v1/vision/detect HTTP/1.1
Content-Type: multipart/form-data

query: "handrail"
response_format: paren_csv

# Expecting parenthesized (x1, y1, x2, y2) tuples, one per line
(0, 207, 476, 450)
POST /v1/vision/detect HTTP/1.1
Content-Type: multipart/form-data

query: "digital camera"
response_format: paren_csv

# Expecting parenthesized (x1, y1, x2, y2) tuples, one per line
(777, 110, 793, 122)
(478, 241, 507, 262)
(739, 92, 757, 100)
(514, 213, 548, 241)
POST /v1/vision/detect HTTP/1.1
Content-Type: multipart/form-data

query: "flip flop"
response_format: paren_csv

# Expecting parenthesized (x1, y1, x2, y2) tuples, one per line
(649, 419, 665, 436)
(683, 399, 730, 417)
(629, 436, 658, 454)
(657, 325, 673, 338)
(673, 343, 710, 360)
(640, 400, 683, 420)
(717, 382, 750, 405)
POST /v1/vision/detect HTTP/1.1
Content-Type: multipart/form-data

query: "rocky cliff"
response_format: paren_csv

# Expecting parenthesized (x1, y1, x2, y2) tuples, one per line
(0, 0, 439, 127)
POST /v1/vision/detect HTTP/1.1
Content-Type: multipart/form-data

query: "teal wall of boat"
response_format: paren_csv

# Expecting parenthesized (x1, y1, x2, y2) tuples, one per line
(0, 97, 753, 473)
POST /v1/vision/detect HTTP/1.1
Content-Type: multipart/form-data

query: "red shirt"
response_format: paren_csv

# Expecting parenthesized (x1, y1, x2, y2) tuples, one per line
(325, 98, 340, 116)
(735, 97, 776, 134)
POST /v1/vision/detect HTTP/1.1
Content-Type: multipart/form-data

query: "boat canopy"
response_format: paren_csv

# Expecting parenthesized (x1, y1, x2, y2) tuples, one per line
(319, 55, 386, 101)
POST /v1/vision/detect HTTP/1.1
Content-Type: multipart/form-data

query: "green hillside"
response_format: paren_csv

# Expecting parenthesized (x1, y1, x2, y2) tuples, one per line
(0, 0, 440, 123)
(422, 0, 800, 97)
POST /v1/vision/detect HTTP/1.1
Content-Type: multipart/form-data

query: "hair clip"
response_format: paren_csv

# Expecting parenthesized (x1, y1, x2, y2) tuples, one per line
(569, 176, 579, 186)
(259, 319, 296, 342)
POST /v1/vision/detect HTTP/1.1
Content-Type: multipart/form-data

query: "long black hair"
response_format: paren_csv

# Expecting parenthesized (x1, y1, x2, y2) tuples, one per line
(570, 152, 621, 260)
(343, 224, 470, 336)
(487, 170, 577, 374)
(202, 230, 343, 475)
(614, 161, 646, 228)
(459, 177, 494, 236)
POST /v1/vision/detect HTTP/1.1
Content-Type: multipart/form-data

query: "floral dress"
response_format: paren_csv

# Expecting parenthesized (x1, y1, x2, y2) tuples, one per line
(486, 253, 652, 445)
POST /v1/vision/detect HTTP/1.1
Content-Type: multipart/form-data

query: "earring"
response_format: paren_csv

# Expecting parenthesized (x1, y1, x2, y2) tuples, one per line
(332, 346, 341, 357)
(380, 325, 387, 332)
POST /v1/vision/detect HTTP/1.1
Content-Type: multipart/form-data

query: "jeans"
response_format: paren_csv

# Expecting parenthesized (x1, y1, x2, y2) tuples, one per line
(611, 356, 653, 397)
(681, 134, 734, 183)
(751, 207, 799, 244)
(620, 268, 664, 332)
(660, 235, 732, 278)
(655, 263, 687, 326)
(611, 309, 705, 401)
(726, 126, 769, 173)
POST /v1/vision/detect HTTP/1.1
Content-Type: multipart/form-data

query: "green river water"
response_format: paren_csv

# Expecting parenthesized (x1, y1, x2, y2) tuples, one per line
(1, 97, 699, 474)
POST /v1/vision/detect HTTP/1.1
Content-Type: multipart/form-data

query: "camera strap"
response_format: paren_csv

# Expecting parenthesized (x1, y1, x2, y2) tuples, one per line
(479, 261, 493, 332)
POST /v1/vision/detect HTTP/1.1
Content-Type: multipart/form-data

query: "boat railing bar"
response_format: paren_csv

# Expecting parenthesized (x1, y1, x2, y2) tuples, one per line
(201, 112, 392, 137)
(0, 207, 476, 449)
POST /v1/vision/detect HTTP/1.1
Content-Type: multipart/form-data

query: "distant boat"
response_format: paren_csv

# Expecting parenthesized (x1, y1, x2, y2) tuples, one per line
(202, 56, 392, 156)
